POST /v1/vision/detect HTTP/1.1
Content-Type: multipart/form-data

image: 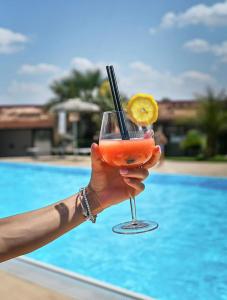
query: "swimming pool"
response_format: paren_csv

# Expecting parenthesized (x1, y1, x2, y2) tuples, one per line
(0, 162, 227, 300)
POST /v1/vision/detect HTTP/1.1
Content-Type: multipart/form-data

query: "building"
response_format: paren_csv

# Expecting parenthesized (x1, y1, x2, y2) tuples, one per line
(155, 99, 198, 156)
(0, 105, 54, 157)
(0, 100, 199, 157)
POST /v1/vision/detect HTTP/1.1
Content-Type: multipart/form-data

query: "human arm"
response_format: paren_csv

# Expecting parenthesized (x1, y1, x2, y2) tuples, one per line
(0, 143, 160, 262)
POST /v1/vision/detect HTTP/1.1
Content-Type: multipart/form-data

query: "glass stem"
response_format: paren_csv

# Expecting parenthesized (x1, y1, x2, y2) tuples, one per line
(130, 196, 137, 224)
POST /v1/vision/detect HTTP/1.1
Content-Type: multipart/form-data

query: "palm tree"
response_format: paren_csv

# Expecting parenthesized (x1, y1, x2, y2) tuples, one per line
(49, 69, 102, 102)
(197, 88, 227, 157)
(47, 69, 117, 112)
(46, 68, 123, 147)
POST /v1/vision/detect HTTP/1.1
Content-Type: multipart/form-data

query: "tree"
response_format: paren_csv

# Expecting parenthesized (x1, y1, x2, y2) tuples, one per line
(197, 88, 227, 157)
(47, 69, 116, 112)
(46, 69, 127, 147)
(49, 69, 102, 101)
(180, 130, 204, 156)
(96, 80, 114, 111)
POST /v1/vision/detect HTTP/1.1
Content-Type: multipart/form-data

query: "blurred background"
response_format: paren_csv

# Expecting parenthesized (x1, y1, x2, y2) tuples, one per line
(1, 2, 227, 300)
(0, 0, 226, 161)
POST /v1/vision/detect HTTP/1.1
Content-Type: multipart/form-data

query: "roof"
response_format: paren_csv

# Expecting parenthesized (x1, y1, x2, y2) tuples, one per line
(0, 105, 54, 129)
(157, 99, 198, 121)
(0, 100, 198, 129)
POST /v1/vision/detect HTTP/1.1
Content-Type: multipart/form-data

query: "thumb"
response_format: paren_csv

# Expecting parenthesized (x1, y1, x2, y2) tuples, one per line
(91, 143, 103, 170)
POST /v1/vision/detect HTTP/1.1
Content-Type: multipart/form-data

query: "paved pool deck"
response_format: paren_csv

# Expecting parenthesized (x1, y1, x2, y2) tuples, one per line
(1, 155, 227, 177)
(0, 269, 74, 300)
(0, 257, 153, 300)
(0, 155, 226, 300)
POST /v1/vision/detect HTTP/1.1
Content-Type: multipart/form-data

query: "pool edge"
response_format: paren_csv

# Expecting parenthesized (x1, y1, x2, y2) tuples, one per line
(0, 256, 155, 300)
(1, 160, 227, 180)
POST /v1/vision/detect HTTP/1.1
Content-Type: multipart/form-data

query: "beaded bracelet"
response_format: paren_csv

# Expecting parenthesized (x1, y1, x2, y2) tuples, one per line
(79, 187, 97, 223)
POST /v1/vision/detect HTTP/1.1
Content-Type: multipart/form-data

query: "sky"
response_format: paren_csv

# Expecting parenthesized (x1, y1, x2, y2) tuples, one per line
(0, 0, 227, 104)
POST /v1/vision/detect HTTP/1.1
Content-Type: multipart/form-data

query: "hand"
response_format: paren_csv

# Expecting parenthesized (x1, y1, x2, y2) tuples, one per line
(88, 143, 161, 211)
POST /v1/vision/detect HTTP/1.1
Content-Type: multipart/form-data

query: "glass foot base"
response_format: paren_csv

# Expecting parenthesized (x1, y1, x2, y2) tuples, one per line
(112, 220, 158, 235)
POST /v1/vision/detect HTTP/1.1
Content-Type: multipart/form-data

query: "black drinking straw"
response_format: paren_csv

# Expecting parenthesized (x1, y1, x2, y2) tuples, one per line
(106, 65, 130, 140)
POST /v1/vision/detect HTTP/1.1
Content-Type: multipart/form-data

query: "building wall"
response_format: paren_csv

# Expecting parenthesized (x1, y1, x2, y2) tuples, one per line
(0, 128, 53, 157)
(33, 129, 53, 154)
(0, 129, 32, 157)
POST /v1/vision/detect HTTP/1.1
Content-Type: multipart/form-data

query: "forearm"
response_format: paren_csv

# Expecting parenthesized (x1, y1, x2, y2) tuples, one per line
(0, 189, 102, 262)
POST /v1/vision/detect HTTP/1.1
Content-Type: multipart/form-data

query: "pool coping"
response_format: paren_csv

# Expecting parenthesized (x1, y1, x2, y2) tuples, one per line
(0, 256, 155, 300)
(1, 160, 227, 180)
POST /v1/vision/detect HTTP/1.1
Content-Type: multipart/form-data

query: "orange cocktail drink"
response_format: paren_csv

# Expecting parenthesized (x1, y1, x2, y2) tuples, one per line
(99, 89, 159, 234)
(99, 137, 155, 168)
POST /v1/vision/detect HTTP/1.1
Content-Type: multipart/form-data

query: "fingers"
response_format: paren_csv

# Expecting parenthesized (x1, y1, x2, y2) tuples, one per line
(143, 145, 161, 169)
(120, 168, 148, 197)
(120, 167, 149, 180)
(118, 146, 161, 196)
(123, 178, 145, 194)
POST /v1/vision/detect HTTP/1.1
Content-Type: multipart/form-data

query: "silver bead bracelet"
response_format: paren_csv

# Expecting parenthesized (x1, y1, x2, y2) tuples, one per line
(79, 187, 97, 223)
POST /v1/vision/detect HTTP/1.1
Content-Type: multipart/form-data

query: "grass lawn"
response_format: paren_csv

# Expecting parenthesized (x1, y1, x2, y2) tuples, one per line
(167, 155, 227, 162)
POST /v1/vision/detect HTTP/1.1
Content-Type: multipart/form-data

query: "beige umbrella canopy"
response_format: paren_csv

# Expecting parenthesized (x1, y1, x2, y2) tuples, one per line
(51, 98, 100, 112)
(51, 98, 100, 149)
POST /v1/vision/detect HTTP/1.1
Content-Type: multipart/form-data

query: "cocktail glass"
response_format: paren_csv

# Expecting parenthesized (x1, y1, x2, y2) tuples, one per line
(99, 110, 158, 234)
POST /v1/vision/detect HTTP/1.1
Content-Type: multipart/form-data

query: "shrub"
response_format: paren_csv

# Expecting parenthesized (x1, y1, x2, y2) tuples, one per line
(180, 130, 204, 156)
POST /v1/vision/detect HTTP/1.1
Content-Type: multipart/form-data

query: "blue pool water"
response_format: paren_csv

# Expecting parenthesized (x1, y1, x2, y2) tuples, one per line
(0, 162, 227, 300)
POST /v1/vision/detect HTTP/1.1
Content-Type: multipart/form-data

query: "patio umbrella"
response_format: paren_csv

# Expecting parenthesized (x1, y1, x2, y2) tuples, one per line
(50, 98, 100, 113)
(51, 98, 100, 149)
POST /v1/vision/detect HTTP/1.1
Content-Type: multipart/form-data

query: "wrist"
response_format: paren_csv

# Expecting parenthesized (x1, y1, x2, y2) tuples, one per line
(86, 185, 104, 215)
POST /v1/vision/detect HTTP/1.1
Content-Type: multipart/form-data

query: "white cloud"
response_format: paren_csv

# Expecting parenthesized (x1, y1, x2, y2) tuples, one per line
(0, 81, 54, 104)
(71, 57, 98, 71)
(119, 61, 217, 99)
(19, 63, 60, 75)
(212, 42, 227, 62)
(0, 58, 220, 104)
(184, 38, 227, 62)
(181, 70, 214, 82)
(183, 39, 211, 53)
(150, 1, 227, 33)
(71, 57, 119, 75)
(54, 58, 219, 100)
(0, 27, 28, 54)
(71, 57, 106, 73)
(0, 58, 106, 104)
(160, 12, 177, 29)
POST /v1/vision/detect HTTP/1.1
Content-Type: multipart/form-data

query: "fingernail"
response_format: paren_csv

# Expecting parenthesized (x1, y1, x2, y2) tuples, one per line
(91, 143, 96, 150)
(120, 168, 128, 175)
(154, 145, 161, 153)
